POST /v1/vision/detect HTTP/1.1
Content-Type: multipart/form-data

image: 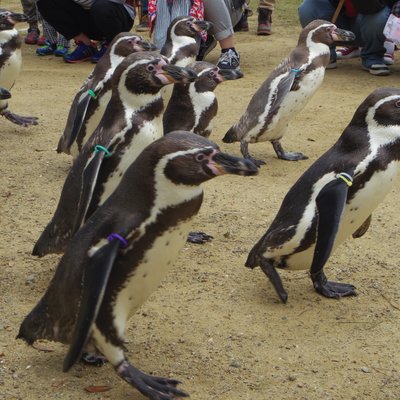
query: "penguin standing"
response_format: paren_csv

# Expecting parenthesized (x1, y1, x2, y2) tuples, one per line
(32, 52, 197, 257)
(246, 88, 400, 303)
(163, 61, 243, 137)
(222, 19, 355, 167)
(57, 33, 157, 157)
(18, 132, 258, 400)
(0, 9, 38, 127)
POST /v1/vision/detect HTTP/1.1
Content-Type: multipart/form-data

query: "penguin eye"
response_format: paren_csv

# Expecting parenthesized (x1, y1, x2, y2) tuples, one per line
(146, 64, 155, 72)
(395, 100, 400, 108)
(195, 153, 207, 162)
(209, 71, 216, 77)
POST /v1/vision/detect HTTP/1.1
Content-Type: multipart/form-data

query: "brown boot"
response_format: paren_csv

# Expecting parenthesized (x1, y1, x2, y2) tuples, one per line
(257, 8, 272, 36)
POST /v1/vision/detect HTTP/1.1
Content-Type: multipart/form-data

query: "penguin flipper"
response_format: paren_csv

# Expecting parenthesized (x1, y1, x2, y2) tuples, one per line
(310, 174, 357, 298)
(65, 90, 93, 149)
(74, 150, 106, 232)
(352, 215, 372, 238)
(63, 238, 121, 372)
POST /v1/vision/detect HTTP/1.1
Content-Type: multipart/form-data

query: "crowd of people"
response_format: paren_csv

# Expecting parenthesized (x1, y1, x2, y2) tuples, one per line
(19, 0, 400, 75)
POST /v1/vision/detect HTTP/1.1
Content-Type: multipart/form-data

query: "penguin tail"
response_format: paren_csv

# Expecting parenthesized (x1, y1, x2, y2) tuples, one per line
(222, 125, 239, 143)
(56, 135, 70, 155)
(32, 226, 67, 257)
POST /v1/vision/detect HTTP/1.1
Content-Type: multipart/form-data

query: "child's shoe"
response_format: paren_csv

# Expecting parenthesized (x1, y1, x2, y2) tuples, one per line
(36, 43, 56, 56)
(54, 45, 69, 57)
(64, 42, 95, 63)
(91, 42, 109, 63)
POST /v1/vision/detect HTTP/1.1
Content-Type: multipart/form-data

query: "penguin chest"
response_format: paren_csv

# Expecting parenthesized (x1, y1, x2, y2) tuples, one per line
(191, 89, 215, 134)
(256, 67, 325, 142)
(84, 92, 112, 144)
(0, 48, 21, 90)
(99, 118, 163, 203)
(112, 220, 192, 332)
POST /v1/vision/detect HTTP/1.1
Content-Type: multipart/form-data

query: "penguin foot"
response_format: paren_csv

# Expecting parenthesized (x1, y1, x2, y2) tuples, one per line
(271, 140, 308, 161)
(239, 142, 266, 168)
(80, 351, 108, 367)
(259, 257, 288, 303)
(312, 271, 357, 298)
(2, 110, 38, 127)
(116, 360, 189, 400)
(187, 231, 214, 244)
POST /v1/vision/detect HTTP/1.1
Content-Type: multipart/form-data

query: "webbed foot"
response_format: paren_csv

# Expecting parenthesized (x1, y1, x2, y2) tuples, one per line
(80, 351, 108, 367)
(2, 110, 38, 127)
(187, 231, 213, 244)
(311, 271, 357, 298)
(240, 141, 266, 168)
(271, 139, 308, 161)
(117, 360, 189, 400)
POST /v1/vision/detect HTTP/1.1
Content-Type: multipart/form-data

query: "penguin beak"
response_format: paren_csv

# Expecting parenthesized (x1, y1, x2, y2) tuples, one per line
(160, 64, 198, 84)
(0, 87, 11, 100)
(138, 40, 158, 52)
(209, 152, 259, 176)
(331, 27, 355, 44)
(216, 68, 244, 82)
(192, 20, 213, 33)
(9, 12, 28, 23)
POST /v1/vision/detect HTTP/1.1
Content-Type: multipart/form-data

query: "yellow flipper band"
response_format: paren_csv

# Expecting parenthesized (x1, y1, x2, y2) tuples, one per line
(336, 172, 353, 187)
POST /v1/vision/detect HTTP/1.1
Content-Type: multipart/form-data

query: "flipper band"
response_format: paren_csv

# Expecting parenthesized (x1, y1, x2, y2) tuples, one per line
(336, 172, 353, 187)
(87, 89, 96, 98)
(94, 145, 111, 157)
(107, 233, 128, 248)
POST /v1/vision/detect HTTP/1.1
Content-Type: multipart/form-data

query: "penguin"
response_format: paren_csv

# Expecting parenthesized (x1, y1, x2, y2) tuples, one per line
(18, 132, 258, 400)
(222, 19, 355, 167)
(0, 9, 38, 127)
(163, 61, 244, 137)
(0, 87, 10, 99)
(57, 33, 157, 157)
(32, 52, 197, 257)
(245, 87, 400, 303)
(58, 17, 211, 159)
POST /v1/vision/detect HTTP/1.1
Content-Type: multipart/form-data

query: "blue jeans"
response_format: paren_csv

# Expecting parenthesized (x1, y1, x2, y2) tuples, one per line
(298, 0, 390, 67)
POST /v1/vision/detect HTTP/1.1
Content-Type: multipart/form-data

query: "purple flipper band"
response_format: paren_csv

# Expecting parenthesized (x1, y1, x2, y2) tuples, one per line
(107, 233, 128, 248)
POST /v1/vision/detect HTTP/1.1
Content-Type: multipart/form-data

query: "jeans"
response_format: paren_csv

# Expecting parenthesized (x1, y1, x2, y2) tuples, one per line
(298, 0, 390, 67)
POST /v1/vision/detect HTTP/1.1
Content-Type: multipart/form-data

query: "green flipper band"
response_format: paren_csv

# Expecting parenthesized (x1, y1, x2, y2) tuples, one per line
(336, 172, 353, 187)
(87, 89, 96, 98)
(94, 144, 111, 157)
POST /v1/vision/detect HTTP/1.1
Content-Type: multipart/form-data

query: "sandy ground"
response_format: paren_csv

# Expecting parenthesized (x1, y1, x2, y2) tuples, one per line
(1, 4, 400, 400)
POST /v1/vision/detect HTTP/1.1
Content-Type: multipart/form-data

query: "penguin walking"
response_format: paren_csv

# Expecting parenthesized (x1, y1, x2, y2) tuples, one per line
(0, 9, 38, 127)
(163, 61, 243, 137)
(246, 87, 400, 303)
(32, 52, 197, 257)
(18, 132, 258, 400)
(222, 19, 355, 167)
(57, 33, 157, 157)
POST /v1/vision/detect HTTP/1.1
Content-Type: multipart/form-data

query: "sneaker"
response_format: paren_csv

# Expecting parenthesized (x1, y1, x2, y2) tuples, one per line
(25, 28, 40, 45)
(384, 52, 394, 65)
(217, 49, 240, 70)
(362, 63, 390, 76)
(336, 46, 360, 59)
(91, 42, 108, 63)
(326, 60, 337, 69)
(196, 35, 217, 61)
(64, 42, 95, 63)
(36, 43, 56, 56)
(54, 45, 69, 57)
(37, 36, 47, 46)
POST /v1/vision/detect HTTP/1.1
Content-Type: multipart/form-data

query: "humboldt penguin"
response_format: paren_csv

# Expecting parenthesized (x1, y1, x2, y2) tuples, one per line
(32, 53, 197, 257)
(0, 9, 38, 127)
(163, 61, 243, 137)
(246, 87, 400, 303)
(222, 19, 355, 167)
(57, 33, 157, 156)
(18, 132, 258, 400)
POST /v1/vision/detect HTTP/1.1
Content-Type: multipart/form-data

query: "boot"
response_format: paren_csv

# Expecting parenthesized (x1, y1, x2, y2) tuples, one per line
(234, 9, 249, 32)
(257, 8, 272, 36)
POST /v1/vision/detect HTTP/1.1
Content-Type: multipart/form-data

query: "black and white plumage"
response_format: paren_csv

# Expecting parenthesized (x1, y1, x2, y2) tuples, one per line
(18, 132, 258, 400)
(57, 33, 157, 157)
(0, 9, 38, 127)
(246, 88, 400, 302)
(163, 61, 243, 137)
(32, 52, 197, 257)
(223, 19, 355, 167)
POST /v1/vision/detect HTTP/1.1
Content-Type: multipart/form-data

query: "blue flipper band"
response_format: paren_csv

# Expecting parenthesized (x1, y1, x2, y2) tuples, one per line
(107, 233, 128, 248)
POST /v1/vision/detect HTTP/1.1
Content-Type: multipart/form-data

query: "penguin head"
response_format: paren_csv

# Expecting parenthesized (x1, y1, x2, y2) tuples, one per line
(300, 19, 355, 47)
(0, 9, 27, 30)
(110, 33, 158, 59)
(155, 131, 259, 186)
(168, 16, 212, 41)
(189, 61, 244, 92)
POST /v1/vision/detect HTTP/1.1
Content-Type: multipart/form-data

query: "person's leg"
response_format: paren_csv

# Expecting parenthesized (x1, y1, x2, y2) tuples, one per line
(353, 6, 391, 75)
(257, 0, 275, 35)
(21, 0, 40, 44)
(298, 0, 336, 27)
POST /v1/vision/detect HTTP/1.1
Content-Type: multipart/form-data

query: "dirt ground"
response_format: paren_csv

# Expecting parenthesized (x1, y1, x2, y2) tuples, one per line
(1, 4, 400, 400)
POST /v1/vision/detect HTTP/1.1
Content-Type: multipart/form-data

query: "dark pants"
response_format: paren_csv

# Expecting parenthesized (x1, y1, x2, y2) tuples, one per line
(37, 0, 134, 43)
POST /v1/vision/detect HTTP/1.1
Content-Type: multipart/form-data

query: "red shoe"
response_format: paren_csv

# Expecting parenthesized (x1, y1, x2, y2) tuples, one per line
(25, 28, 40, 45)
(37, 36, 47, 46)
(336, 46, 360, 59)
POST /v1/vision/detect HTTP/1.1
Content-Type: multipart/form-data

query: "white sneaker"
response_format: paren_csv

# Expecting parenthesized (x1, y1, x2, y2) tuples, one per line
(336, 46, 361, 60)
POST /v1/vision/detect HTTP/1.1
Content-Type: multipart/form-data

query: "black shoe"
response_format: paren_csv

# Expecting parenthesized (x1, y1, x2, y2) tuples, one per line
(196, 35, 217, 61)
